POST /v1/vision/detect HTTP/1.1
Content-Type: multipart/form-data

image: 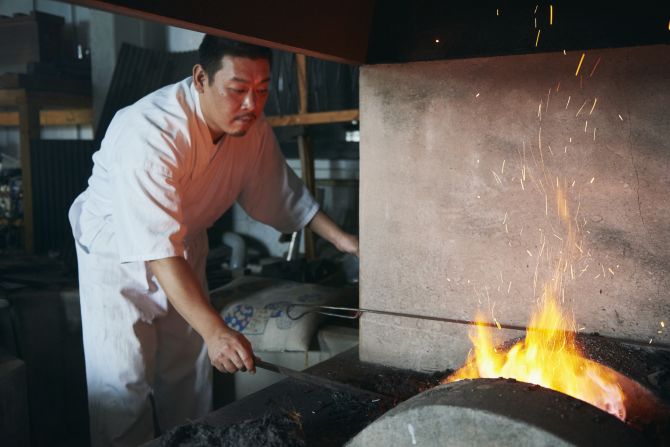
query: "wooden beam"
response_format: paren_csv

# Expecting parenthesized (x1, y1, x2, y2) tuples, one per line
(266, 109, 359, 127)
(295, 53, 316, 260)
(0, 109, 93, 126)
(64, 0, 374, 64)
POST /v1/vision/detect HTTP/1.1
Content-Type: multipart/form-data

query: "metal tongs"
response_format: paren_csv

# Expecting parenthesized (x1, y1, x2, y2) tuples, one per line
(286, 303, 524, 329)
(285, 303, 670, 351)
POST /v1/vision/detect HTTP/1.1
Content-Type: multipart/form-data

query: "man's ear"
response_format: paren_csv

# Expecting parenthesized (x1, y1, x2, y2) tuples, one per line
(193, 64, 207, 93)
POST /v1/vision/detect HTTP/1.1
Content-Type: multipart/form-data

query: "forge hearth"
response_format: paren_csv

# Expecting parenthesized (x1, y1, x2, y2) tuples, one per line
(352, 334, 670, 446)
(350, 378, 645, 447)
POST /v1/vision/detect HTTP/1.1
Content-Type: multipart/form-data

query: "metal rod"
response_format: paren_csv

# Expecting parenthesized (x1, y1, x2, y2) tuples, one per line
(255, 359, 391, 400)
(286, 304, 670, 351)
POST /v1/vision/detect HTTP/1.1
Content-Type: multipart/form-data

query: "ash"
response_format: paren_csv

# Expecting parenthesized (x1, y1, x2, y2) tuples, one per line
(159, 413, 305, 447)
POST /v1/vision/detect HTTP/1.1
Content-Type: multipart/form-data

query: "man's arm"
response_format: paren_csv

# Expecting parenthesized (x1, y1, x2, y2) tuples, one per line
(308, 210, 359, 256)
(148, 256, 256, 374)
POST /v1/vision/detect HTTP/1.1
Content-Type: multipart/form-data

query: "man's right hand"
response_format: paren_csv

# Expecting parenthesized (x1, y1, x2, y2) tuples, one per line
(204, 326, 256, 374)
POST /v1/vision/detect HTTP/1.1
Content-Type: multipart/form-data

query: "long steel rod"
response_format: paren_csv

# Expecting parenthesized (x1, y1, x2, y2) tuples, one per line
(286, 304, 670, 351)
(255, 359, 391, 400)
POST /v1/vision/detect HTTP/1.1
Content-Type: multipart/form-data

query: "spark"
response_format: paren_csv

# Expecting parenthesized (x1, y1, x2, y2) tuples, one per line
(590, 177, 595, 184)
(538, 101, 542, 118)
(594, 274, 601, 279)
(535, 29, 541, 47)
(662, 321, 666, 328)
(549, 5, 553, 25)
(519, 226, 524, 235)
(496, 8, 499, 16)
(584, 120, 588, 132)
(564, 146, 567, 153)
(565, 95, 571, 109)
(503, 211, 508, 224)
(520, 178, 525, 190)
(575, 100, 588, 117)
(507, 281, 512, 294)
(476, 92, 480, 98)
(575, 53, 586, 76)
(501, 159, 506, 173)
(618, 114, 624, 121)
(553, 234, 563, 241)
(545, 193, 548, 215)
(589, 57, 601, 77)
(534, 17, 537, 29)
(575, 243, 584, 254)
(556, 81, 561, 92)
(602, 264, 606, 278)
(447, 278, 451, 282)
(571, 264, 574, 279)
(435, 38, 440, 44)
(495, 319, 502, 330)
(546, 89, 551, 112)
(608, 267, 615, 275)
(571, 180, 575, 187)
(650, 338, 653, 344)
(548, 145, 553, 155)
(491, 170, 503, 184)
(534, 4, 539, 14)
(593, 128, 596, 141)
(505, 223, 509, 233)
(589, 98, 598, 115)
(563, 49, 566, 55)
(527, 250, 533, 257)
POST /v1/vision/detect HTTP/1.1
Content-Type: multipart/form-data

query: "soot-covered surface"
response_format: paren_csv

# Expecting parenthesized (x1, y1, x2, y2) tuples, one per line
(148, 348, 451, 446)
(159, 413, 305, 447)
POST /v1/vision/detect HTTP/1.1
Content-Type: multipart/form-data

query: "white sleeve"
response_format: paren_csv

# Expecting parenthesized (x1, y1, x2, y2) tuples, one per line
(237, 122, 319, 234)
(109, 114, 188, 263)
(112, 165, 187, 263)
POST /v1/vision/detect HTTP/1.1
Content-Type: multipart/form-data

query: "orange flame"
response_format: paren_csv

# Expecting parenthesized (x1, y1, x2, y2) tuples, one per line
(445, 185, 627, 421)
(444, 296, 627, 420)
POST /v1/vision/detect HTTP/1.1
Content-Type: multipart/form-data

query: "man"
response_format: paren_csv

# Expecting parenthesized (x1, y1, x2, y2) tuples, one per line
(69, 35, 358, 446)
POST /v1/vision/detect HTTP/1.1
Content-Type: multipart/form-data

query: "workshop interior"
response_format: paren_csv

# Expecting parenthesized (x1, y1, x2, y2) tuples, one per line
(0, 0, 669, 446)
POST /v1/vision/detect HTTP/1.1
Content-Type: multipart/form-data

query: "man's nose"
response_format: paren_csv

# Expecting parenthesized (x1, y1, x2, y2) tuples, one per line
(242, 90, 257, 110)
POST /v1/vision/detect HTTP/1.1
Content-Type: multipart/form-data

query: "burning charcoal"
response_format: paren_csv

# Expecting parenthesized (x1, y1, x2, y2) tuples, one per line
(160, 412, 306, 447)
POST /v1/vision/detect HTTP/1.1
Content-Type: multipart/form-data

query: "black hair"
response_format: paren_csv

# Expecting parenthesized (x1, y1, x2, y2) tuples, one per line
(198, 35, 272, 82)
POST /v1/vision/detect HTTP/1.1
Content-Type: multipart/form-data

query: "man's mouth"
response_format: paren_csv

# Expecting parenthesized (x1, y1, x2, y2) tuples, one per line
(235, 114, 256, 123)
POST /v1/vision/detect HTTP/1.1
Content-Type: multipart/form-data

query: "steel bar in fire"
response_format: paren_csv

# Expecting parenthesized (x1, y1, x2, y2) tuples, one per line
(287, 303, 670, 352)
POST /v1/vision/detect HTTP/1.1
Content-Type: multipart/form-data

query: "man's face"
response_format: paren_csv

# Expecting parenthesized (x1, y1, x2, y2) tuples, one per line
(196, 55, 271, 139)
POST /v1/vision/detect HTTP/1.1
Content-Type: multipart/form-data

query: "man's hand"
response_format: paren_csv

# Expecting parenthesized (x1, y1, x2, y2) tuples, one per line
(149, 256, 258, 374)
(204, 326, 256, 374)
(334, 233, 359, 257)
(308, 210, 360, 257)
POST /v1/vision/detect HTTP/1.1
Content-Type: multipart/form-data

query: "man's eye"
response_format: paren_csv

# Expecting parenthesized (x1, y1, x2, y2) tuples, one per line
(257, 89, 269, 95)
(229, 88, 245, 94)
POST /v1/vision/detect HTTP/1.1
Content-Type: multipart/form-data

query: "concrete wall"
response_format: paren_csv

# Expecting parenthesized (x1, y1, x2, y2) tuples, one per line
(359, 45, 670, 371)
